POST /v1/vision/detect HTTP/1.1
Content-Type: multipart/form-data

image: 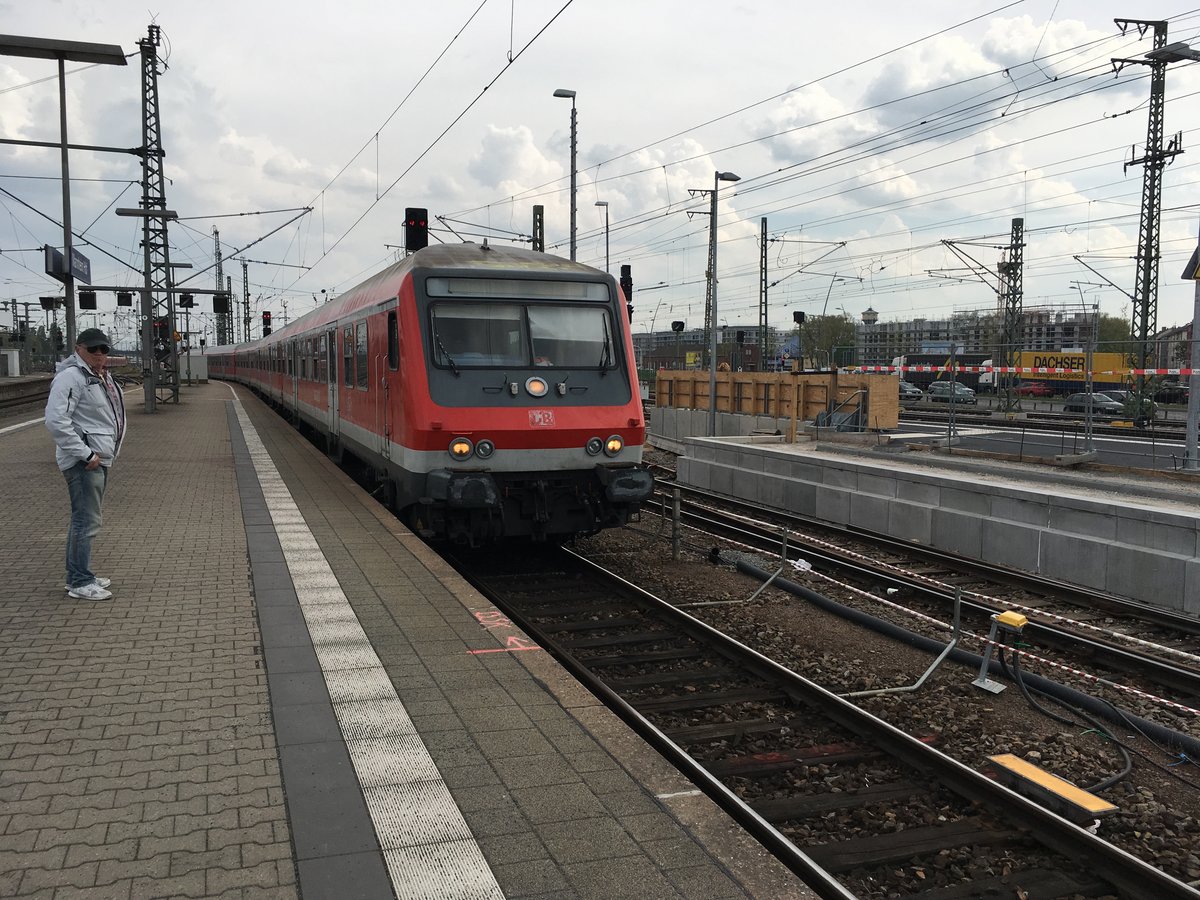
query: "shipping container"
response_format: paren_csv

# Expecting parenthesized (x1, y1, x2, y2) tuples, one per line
(977, 351, 1132, 394)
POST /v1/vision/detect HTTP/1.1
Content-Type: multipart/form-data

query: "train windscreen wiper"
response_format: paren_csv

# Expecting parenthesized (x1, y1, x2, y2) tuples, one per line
(434, 332, 460, 376)
(597, 321, 612, 376)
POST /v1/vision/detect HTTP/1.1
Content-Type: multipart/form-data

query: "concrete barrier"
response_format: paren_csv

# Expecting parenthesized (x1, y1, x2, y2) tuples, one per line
(673, 432, 1199, 618)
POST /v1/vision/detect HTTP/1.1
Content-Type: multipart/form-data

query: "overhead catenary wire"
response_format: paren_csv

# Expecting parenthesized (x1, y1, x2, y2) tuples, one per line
(283, 0, 579, 291)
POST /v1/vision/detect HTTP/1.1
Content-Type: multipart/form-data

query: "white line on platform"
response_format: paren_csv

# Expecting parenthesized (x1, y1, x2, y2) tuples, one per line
(230, 392, 504, 900)
(0, 386, 140, 437)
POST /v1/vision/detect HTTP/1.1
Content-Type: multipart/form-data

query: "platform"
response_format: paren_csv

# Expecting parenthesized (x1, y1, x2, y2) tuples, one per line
(0, 382, 809, 899)
(657, 408, 1200, 617)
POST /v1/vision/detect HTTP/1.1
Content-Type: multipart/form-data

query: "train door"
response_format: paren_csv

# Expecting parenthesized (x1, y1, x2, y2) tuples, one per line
(379, 302, 399, 461)
(326, 328, 339, 439)
(290, 339, 299, 412)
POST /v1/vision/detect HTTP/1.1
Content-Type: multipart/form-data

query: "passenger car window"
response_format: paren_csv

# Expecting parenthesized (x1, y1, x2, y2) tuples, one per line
(356, 322, 368, 389)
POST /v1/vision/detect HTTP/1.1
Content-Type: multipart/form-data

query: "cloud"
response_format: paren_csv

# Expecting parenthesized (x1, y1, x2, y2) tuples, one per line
(754, 84, 876, 165)
(468, 124, 561, 195)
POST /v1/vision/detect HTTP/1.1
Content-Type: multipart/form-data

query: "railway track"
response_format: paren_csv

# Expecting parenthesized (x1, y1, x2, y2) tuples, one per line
(645, 475, 1200, 705)
(449, 545, 1199, 899)
(0, 384, 50, 412)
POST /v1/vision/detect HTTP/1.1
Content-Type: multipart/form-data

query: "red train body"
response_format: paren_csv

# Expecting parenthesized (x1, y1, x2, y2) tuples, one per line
(209, 243, 653, 543)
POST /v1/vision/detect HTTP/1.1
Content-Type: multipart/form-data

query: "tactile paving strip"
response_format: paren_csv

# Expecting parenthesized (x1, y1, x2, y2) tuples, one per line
(234, 399, 503, 899)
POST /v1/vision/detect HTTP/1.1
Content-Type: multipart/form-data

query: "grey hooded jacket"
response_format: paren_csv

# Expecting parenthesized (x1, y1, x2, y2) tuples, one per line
(44, 354, 127, 471)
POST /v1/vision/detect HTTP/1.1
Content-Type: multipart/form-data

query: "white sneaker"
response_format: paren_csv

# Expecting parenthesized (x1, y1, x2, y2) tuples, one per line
(68, 582, 112, 601)
(64, 577, 111, 591)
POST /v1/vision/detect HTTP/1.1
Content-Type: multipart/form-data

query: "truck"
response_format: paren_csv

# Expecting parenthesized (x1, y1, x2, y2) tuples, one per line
(976, 350, 1132, 394)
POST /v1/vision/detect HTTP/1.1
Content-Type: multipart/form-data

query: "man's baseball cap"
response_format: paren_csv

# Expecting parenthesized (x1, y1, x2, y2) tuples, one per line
(75, 328, 111, 349)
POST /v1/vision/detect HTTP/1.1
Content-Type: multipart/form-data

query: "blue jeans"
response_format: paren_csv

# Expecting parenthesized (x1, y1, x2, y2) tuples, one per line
(64, 462, 108, 589)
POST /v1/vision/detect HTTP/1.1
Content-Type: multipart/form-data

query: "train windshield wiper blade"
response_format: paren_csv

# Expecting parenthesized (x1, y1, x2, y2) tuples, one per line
(597, 322, 612, 375)
(433, 330, 460, 376)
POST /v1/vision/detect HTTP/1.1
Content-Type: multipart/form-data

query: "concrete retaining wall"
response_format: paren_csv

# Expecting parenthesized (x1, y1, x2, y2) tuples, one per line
(673, 430, 1200, 618)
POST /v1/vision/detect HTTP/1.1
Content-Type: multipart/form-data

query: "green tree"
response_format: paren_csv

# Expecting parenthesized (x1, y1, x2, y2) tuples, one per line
(800, 313, 857, 368)
(1095, 314, 1132, 352)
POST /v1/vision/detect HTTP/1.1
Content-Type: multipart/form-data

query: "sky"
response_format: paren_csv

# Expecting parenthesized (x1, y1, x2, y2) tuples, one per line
(3, 0, 1200, 349)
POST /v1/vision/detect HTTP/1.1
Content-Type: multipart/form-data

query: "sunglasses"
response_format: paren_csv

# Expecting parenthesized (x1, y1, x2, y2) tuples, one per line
(86, 345, 111, 354)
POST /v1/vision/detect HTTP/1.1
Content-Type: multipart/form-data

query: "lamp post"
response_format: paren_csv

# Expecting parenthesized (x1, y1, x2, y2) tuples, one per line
(553, 88, 577, 260)
(707, 170, 741, 436)
(821, 274, 849, 369)
(0, 36, 127, 349)
(594, 200, 609, 272)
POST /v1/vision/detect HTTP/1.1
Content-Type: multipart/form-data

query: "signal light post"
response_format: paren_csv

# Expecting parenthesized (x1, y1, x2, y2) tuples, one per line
(262, 310, 272, 337)
(405, 208, 428, 253)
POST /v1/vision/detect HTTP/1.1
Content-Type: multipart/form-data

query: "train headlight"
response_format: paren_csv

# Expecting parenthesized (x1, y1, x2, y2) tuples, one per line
(603, 435, 624, 457)
(585, 437, 603, 456)
(525, 376, 548, 397)
(475, 439, 495, 459)
(449, 437, 474, 460)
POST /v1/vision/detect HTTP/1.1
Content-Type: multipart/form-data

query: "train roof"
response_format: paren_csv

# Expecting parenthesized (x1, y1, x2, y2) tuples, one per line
(410, 242, 604, 278)
(227, 243, 610, 352)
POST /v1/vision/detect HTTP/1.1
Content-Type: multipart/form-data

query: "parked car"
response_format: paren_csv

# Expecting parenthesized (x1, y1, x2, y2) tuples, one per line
(926, 381, 977, 404)
(1100, 390, 1158, 418)
(1015, 381, 1054, 397)
(1062, 392, 1123, 417)
(898, 381, 923, 404)
(1153, 382, 1191, 404)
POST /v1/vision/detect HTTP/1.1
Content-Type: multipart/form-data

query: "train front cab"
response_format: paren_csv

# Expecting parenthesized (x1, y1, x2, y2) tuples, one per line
(404, 258, 653, 544)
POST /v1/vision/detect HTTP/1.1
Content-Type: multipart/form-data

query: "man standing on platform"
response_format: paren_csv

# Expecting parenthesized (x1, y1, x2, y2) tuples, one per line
(45, 328, 127, 601)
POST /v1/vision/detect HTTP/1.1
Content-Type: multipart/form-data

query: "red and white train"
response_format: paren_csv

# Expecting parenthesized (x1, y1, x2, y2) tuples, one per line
(209, 242, 653, 544)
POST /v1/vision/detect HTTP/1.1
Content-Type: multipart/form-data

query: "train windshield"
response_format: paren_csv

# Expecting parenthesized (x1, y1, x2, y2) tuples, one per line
(430, 301, 615, 370)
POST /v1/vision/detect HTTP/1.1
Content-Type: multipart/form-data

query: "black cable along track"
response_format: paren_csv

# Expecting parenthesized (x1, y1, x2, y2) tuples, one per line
(643, 480, 1200, 708)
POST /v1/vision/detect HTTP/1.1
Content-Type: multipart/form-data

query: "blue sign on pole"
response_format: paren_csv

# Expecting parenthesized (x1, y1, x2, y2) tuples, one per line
(44, 244, 65, 282)
(42, 244, 91, 284)
(70, 248, 91, 285)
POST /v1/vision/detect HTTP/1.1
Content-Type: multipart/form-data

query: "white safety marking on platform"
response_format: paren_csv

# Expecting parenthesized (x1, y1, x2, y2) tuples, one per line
(231, 397, 503, 900)
(0, 386, 138, 436)
(384, 840, 509, 900)
(0, 418, 40, 435)
(656, 789, 704, 799)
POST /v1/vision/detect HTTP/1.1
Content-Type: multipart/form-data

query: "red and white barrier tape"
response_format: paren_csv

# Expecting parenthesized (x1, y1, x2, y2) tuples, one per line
(844, 365, 1196, 377)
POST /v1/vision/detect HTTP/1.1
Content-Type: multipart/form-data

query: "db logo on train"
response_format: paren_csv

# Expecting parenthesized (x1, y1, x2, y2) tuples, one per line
(528, 410, 556, 427)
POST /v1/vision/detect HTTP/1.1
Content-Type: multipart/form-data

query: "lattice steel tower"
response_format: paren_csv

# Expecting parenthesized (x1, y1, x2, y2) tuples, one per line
(1114, 19, 1186, 395)
(213, 227, 229, 346)
(758, 218, 768, 369)
(998, 218, 1025, 412)
(136, 24, 177, 409)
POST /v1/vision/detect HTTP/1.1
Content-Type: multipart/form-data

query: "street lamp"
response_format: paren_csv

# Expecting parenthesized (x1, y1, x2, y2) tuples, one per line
(594, 200, 609, 272)
(707, 170, 740, 437)
(822, 274, 849, 368)
(553, 88, 577, 261)
(0, 37, 127, 350)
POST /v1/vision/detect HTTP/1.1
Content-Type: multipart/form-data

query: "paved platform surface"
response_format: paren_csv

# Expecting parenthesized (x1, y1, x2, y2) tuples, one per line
(0, 382, 810, 899)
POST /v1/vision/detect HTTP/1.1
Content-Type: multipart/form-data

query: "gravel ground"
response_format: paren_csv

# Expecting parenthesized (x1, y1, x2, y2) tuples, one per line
(572, 507, 1200, 887)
